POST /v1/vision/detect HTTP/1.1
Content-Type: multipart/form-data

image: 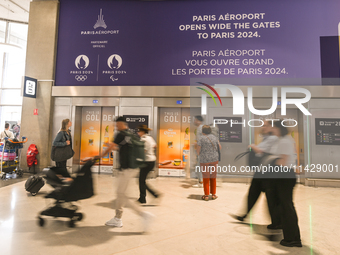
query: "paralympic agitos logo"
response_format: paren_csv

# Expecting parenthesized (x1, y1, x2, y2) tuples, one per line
(196, 83, 312, 127)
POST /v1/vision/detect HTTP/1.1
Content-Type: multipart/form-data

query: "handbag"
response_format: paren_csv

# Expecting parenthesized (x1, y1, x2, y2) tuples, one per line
(51, 132, 74, 162)
(206, 136, 221, 162)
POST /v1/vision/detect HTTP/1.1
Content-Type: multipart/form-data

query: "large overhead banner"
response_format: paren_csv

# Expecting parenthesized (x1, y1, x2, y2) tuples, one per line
(55, 0, 340, 86)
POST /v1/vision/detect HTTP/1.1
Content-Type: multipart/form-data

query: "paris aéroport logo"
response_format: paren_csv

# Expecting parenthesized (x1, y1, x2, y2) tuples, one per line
(81, 9, 118, 35)
(94, 9, 107, 29)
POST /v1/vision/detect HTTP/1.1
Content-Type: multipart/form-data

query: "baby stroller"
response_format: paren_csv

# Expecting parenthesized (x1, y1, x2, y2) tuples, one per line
(37, 159, 96, 228)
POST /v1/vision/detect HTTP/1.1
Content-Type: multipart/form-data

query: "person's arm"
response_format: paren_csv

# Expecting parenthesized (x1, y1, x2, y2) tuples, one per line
(142, 137, 149, 153)
(275, 154, 288, 166)
(248, 144, 263, 154)
(53, 132, 68, 147)
(150, 136, 157, 154)
(196, 125, 202, 141)
(274, 138, 291, 166)
(99, 132, 124, 158)
(196, 137, 202, 155)
(196, 145, 201, 155)
(100, 142, 117, 158)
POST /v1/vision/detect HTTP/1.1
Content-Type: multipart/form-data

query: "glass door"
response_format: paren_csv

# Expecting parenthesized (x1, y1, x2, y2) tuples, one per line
(158, 107, 199, 176)
(80, 106, 115, 172)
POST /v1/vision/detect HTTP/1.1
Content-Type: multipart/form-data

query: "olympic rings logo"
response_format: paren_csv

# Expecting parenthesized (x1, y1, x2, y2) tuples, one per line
(75, 75, 87, 81)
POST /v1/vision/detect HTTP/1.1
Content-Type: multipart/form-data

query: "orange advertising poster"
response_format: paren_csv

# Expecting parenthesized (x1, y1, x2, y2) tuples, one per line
(158, 108, 182, 166)
(80, 107, 101, 159)
(158, 108, 201, 168)
(100, 107, 115, 165)
(181, 108, 191, 166)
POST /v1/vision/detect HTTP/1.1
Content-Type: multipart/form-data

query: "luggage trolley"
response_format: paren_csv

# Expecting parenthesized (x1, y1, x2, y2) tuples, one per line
(0, 137, 27, 180)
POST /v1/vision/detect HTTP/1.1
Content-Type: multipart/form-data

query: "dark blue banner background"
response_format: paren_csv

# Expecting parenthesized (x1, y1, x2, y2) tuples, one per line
(55, 0, 340, 86)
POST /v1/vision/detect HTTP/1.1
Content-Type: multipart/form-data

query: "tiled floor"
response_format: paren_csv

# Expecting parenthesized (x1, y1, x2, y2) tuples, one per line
(0, 174, 338, 255)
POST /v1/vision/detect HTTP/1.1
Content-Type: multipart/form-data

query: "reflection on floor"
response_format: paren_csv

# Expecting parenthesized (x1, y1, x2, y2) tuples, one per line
(0, 173, 31, 188)
(0, 175, 339, 255)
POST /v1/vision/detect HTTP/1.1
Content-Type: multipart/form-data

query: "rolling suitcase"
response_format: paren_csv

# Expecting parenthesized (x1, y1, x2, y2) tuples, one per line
(25, 175, 45, 196)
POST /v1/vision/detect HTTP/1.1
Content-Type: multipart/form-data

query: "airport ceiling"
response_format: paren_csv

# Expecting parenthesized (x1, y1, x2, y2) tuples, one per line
(0, 0, 30, 23)
(0, 0, 164, 24)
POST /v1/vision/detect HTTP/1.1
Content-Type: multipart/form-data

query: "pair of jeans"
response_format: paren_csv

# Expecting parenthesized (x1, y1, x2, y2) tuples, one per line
(114, 168, 142, 219)
(200, 161, 218, 195)
(138, 161, 158, 202)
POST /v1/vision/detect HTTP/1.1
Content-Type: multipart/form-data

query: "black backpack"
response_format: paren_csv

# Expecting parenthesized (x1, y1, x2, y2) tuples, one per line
(121, 130, 146, 168)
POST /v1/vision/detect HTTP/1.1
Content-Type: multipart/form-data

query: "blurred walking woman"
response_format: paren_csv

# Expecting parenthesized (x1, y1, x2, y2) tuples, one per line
(270, 121, 302, 247)
(137, 125, 160, 204)
(196, 125, 221, 201)
(52, 119, 74, 170)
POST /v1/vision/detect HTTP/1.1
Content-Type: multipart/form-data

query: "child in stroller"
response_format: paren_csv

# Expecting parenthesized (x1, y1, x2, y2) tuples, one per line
(37, 159, 96, 228)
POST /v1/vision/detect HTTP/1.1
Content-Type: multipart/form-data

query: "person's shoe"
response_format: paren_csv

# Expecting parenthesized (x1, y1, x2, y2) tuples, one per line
(229, 213, 246, 222)
(137, 198, 146, 204)
(154, 193, 163, 199)
(202, 195, 209, 201)
(142, 212, 155, 233)
(105, 217, 123, 227)
(192, 183, 203, 188)
(153, 193, 163, 205)
(267, 224, 283, 230)
(280, 239, 302, 247)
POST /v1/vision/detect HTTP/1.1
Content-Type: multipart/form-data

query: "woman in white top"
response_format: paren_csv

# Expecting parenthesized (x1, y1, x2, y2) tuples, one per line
(137, 125, 160, 204)
(269, 121, 302, 248)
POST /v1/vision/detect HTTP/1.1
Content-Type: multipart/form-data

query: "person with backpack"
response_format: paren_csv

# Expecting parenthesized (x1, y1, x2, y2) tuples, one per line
(99, 116, 154, 231)
(136, 125, 160, 204)
(0, 123, 14, 142)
